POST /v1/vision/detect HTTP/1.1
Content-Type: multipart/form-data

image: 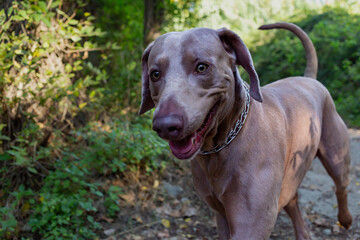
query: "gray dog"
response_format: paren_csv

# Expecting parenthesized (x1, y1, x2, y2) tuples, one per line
(139, 22, 352, 239)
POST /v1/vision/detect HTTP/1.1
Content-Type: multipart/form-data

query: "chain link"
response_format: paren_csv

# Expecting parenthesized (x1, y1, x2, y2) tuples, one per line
(199, 81, 250, 155)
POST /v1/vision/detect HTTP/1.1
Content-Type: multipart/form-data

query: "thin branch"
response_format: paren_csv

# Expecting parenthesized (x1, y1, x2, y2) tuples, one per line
(64, 47, 112, 54)
(103, 220, 161, 239)
(64, 10, 77, 25)
(46, 0, 53, 10)
(20, 23, 32, 49)
(56, 0, 63, 20)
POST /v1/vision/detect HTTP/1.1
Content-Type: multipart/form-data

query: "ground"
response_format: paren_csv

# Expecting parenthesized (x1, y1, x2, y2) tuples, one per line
(105, 129, 360, 240)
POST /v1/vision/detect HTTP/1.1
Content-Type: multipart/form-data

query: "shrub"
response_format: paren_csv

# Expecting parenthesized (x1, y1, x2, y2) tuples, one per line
(0, 1, 169, 239)
(0, 0, 108, 190)
(76, 118, 169, 174)
(0, 115, 168, 239)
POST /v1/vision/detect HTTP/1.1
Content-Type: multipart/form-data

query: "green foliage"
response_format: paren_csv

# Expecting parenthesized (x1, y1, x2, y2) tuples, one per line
(1, 118, 168, 239)
(28, 164, 101, 239)
(91, 0, 144, 112)
(76, 118, 169, 174)
(0, 185, 33, 238)
(0, 205, 18, 238)
(0, 0, 106, 175)
(164, 0, 202, 31)
(251, 7, 360, 126)
(104, 185, 123, 217)
(23, 118, 167, 239)
(193, 0, 324, 43)
(0, 0, 170, 239)
(0, 117, 168, 238)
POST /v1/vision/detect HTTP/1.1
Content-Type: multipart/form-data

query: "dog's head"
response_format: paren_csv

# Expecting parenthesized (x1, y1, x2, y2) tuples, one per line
(139, 28, 262, 159)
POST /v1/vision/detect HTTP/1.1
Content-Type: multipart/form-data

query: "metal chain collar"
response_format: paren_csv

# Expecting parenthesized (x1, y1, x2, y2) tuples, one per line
(199, 81, 250, 155)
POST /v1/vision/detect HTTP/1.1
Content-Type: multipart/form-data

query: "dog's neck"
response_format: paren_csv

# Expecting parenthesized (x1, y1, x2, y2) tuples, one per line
(200, 75, 249, 154)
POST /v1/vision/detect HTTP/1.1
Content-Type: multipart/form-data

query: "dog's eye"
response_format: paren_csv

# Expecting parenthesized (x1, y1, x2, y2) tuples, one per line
(150, 70, 161, 81)
(196, 63, 209, 73)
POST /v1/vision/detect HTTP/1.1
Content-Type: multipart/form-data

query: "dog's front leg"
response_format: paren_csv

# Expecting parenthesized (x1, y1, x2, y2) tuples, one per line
(221, 197, 277, 240)
(216, 212, 231, 240)
(220, 176, 280, 240)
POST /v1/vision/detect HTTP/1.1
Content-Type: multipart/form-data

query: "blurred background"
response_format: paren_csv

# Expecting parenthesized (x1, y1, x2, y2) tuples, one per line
(0, 0, 359, 239)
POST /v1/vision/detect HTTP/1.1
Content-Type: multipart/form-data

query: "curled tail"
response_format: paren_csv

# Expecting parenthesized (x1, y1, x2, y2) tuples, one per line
(259, 22, 318, 79)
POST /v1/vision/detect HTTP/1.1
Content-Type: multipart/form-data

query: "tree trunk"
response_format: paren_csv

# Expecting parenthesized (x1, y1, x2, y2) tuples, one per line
(144, 0, 165, 45)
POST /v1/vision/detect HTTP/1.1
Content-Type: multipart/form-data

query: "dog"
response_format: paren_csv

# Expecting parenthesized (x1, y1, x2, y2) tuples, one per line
(139, 22, 352, 239)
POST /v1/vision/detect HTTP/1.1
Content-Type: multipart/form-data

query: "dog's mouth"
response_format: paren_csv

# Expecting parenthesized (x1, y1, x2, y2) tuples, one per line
(169, 102, 219, 159)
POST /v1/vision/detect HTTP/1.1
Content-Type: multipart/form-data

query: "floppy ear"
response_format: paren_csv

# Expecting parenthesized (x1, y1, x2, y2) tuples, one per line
(139, 42, 155, 115)
(217, 28, 263, 102)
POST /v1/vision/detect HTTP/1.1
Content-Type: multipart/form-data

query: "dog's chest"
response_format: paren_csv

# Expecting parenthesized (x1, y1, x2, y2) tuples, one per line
(193, 156, 233, 196)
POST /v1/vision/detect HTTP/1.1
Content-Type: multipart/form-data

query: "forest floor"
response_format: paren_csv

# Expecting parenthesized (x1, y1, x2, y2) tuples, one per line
(104, 129, 360, 240)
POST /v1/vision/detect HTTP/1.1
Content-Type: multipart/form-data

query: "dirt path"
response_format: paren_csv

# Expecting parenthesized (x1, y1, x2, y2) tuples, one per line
(115, 130, 360, 240)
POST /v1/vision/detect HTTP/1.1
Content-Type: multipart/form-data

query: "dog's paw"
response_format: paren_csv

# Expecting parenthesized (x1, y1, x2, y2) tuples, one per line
(338, 211, 352, 229)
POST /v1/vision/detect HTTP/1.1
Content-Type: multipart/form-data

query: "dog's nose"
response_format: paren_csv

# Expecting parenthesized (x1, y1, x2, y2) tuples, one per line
(153, 115, 183, 139)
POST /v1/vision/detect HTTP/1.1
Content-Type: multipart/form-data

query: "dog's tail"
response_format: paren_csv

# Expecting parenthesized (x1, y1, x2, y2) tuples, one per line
(259, 22, 318, 79)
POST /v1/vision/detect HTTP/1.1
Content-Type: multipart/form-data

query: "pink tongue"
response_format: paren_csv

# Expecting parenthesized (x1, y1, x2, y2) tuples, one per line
(169, 134, 194, 154)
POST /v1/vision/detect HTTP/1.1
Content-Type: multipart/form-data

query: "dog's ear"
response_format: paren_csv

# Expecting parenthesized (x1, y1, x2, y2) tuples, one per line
(139, 42, 155, 115)
(217, 28, 263, 102)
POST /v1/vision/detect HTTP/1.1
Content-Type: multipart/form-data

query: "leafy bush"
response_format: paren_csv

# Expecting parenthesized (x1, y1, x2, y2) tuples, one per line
(0, 0, 106, 186)
(0, 1, 170, 239)
(1, 116, 168, 239)
(76, 118, 169, 174)
(251, 7, 360, 126)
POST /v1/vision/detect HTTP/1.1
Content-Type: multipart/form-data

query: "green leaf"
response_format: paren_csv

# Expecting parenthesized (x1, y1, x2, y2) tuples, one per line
(0, 153, 11, 161)
(93, 190, 103, 197)
(0, 10, 5, 24)
(75, 209, 83, 216)
(7, 150, 27, 166)
(19, 10, 29, 20)
(89, 90, 96, 99)
(50, 1, 60, 9)
(65, 64, 72, 73)
(41, 17, 51, 28)
(79, 102, 87, 109)
(2, 21, 11, 31)
(68, 19, 79, 25)
(0, 135, 10, 141)
(11, 15, 25, 21)
(33, 13, 43, 23)
(70, 35, 81, 42)
(28, 167, 38, 174)
(87, 215, 95, 223)
(38, 1, 47, 13)
(56, 9, 68, 18)
(126, 61, 137, 71)
(7, 6, 13, 16)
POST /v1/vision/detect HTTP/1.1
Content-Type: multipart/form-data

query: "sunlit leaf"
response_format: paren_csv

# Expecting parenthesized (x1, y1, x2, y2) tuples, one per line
(70, 35, 81, 42)
(68, 19, 79, 25)
(161, 219, 171, 228)
(79, 102, 87, 109)
(65, 64, 72, 73)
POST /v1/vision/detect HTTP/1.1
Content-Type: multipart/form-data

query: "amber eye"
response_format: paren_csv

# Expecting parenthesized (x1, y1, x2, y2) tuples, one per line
(196, 63, 209, 73)
(150, 70, 161, 81)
